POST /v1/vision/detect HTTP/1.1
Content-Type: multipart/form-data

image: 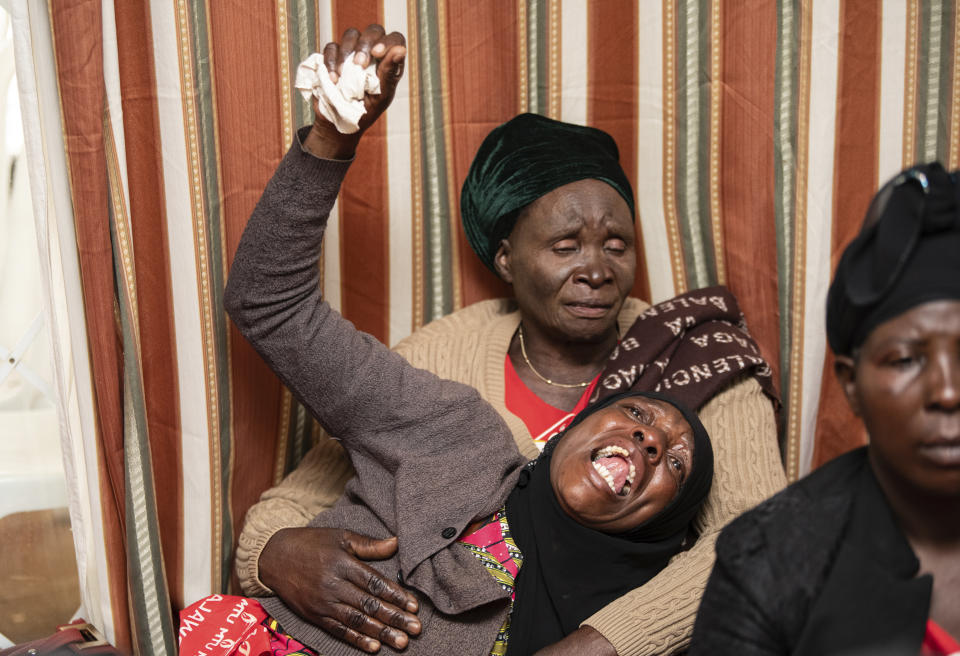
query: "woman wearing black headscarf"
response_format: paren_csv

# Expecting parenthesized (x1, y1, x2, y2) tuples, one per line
(505, 391, 714, 655)
(689, 163, 960, 655)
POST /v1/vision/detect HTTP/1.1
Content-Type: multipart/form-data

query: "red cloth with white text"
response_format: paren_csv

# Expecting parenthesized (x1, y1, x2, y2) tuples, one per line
(178, 595, 315, 656)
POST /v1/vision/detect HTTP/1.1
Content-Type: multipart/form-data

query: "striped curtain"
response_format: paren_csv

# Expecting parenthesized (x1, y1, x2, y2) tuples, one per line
(10, 0, 959, 652)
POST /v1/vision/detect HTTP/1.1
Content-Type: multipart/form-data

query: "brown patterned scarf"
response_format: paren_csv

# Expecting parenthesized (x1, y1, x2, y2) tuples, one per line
(593, 285, 779, 411)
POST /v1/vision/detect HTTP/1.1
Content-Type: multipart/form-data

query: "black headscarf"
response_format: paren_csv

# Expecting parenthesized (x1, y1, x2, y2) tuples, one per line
(504, 391, 714, 655)
(460, 113, 635, 273)
(826, 162, 960, 356)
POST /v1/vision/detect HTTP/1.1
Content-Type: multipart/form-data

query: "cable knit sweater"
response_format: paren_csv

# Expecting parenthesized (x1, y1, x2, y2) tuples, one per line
(235, 159, 787, 656)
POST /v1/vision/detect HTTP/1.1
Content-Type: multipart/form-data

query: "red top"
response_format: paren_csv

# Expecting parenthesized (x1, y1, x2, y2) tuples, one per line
(922, 619, 960, 656)
(504, 356, 599, 449)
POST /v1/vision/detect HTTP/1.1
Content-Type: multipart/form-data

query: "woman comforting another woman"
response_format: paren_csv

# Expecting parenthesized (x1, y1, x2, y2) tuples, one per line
(233, 24, 784, 656)
(181, 28, 727, 656)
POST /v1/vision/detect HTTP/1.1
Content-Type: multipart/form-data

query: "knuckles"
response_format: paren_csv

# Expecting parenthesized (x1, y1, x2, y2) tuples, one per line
(378, 624, 397, 645)
(322, 617, 349, 641)
(384, 607, 405, 628)
(360, 595, 382, 616)
(345, 608, 367, 630)
(366, 573, 388, 596)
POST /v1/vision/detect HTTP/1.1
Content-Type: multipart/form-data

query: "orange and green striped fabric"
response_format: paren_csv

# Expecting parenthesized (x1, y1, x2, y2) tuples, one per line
(14, 1, 960, 651)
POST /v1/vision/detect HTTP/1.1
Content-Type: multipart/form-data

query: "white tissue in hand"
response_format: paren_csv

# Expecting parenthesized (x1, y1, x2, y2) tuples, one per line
(295, 52, 381, 134)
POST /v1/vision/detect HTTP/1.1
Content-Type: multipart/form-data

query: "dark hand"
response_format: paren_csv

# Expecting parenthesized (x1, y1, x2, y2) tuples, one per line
(533, 626, 618, 656)
(259, 526, 421, 653)
(304, 24, 407, 159)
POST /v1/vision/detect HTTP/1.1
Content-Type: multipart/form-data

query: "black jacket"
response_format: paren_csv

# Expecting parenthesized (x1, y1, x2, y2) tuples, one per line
(690, 447, 931, 656)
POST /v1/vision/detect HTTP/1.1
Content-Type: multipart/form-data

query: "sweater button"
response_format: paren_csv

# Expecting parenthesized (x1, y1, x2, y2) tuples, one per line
(441, 527, 456, 539)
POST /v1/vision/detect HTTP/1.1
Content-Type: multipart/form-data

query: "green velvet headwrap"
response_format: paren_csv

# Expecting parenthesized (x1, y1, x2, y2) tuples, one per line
(460, 113, 635, 273)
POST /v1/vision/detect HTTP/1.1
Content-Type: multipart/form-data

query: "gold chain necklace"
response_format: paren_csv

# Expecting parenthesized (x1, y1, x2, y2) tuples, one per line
(517, 325, 596, 389)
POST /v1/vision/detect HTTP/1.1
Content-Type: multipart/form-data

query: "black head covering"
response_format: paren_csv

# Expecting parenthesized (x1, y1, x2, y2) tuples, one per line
(826, 162, 960, 356)
(460, 113, 635, 273)
(504, 391, 713, 654)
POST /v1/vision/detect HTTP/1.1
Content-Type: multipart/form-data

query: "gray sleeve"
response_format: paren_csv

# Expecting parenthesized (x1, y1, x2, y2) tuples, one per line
(224, 130, 523, 540)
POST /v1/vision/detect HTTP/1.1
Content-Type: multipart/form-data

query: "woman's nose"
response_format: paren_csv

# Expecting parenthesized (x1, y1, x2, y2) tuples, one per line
(574, 248, 613, 287)
(927, 349, 960, 410)
(634, 428, 665, 463)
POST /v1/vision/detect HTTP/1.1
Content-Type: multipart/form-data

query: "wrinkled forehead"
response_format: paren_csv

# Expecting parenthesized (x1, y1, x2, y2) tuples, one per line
(511, 179, 637, 232)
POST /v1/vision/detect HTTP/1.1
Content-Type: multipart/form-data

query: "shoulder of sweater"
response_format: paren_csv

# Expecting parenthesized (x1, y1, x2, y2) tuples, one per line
(391, 296, 647, 350)
(697, 374, 777, 441)
(390, 299, 519, 386)
(391, 299, 517, 352)
(717, 447, 866, 560)
(389, 295, 647, 381)
(617, 297, 650, 329)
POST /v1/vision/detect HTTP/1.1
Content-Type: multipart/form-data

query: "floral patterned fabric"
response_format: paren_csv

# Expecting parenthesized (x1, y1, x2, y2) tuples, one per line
(458, 508, 523, 655)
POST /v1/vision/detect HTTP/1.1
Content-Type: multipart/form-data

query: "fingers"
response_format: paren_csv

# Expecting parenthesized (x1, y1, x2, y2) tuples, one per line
(374, 32, 406, 97)
(343, 532, 419, 614)
(353, 560, 420, 617)
(313, 24, 406, 142)
(316, 617, 383, 654)
(263, 528, 421, 652)
(345, 532, 398, 560)
(371, 31, 406, 59)
(316, 563, 422, 653)
(352, 24, 387, 67)
(346, 578, 421, 643)
(317, 609, 412, 655)
(322, 25, 400, 84)
(323, 42, 340, 83)
(339, 27, 361, 66)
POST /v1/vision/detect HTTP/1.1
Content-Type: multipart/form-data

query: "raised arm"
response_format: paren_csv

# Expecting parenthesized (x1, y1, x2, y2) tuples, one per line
(224, 23, 416, 434)
(227, 26, 427, 653)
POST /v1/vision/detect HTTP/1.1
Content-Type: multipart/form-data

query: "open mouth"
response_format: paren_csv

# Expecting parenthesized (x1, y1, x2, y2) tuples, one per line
(592, 445, 637, 496)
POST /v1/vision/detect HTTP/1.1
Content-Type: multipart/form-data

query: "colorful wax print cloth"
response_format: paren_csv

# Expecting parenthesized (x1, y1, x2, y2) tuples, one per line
(458, 508, 523, 656)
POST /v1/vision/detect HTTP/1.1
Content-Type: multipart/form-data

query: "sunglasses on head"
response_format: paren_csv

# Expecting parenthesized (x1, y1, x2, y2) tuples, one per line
(847, 163, 959, 306)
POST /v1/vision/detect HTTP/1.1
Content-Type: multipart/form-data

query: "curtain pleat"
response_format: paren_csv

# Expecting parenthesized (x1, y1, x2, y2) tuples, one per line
(12, 0, 959, 650)
(46, 0, 132, 649)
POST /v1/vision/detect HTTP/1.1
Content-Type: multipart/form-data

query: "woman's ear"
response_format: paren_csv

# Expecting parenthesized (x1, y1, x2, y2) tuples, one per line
(833, 354, 861, 416)
(493, 239, 514, 283)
